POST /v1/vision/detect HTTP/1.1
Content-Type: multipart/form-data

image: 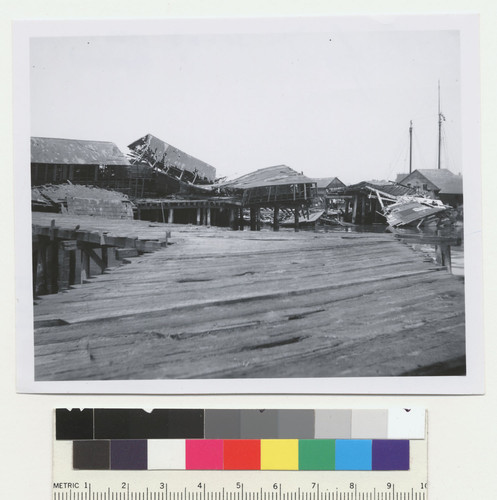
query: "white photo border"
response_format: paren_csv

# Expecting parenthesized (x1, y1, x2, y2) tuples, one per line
(15, 14, 484, 394)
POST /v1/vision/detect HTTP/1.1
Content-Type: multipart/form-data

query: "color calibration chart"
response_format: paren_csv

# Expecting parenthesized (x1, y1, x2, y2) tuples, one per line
(53, 409, 428, 500)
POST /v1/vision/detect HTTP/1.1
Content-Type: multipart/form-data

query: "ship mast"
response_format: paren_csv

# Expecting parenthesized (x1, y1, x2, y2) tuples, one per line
(437, 80, 445, 170)
(409, 120, 413, 174)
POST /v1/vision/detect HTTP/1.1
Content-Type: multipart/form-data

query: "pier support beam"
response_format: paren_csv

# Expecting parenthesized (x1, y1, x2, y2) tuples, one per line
(58, 240, 77, 291)
(250, 207, 260, 231)
(273, 206, 280, 231)
(197, 208, 201, 225)
(294, 208, 300, 232)
(436, 243, 452, 273)
(168, 208, 174, 224)
(229, 209, 236, 230)
(206, 207, 211, 226)
(352, 196, 358, 224)
(239, 208, 244, 231)
(81, 246, 91, 282)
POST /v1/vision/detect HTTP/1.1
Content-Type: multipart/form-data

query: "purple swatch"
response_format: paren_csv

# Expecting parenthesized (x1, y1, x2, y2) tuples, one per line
(110, 440, 147, 470)
(372, 440, 409, 470)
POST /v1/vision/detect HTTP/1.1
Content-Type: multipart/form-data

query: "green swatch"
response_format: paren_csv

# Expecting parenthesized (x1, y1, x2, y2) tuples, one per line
(298, 439, 335, 470)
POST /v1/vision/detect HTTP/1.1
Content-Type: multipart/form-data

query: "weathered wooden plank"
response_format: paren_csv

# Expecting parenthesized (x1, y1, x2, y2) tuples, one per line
(32, 216, 466, 380)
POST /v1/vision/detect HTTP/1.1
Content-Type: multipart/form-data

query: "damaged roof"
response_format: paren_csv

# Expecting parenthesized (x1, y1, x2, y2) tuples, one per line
(330, 181, 418, 198)
(128, 134, 216, 182)
(31, 137, 130, 166)
(222, 165, 315, 190)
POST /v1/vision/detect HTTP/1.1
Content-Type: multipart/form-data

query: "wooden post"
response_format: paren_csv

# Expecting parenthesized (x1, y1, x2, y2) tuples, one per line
(256, 208, 261, 231)
(206, 207, 211, 226)
(352, 195, 358, 224)
(35, 239, 48, 295)
(197, 208, 201, 225)
(361, 195, 366, 224)
(160, 202, 165, 223)
(294, 208, 300, 232)
(273, 206, 280, 231)
(239, 208, 244, 231)
(168, 208, 174, 224)
(371, 199, 378, 223)
(58, 240, 78, 291)
(101, 246, 108, 269)
(73, 248, 82, 285)
(81, 248, 90, 282)
(250, 207, 257, 231)
(57, 243, 71, 291)
(435, 243, 452, 272)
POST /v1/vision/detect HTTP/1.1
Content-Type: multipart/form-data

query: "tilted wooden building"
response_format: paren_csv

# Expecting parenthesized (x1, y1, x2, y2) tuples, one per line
(127, 134, 216, 196)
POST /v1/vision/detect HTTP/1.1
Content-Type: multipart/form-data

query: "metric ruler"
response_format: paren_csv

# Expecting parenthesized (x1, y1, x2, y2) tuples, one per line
(52, 409, 428, 500)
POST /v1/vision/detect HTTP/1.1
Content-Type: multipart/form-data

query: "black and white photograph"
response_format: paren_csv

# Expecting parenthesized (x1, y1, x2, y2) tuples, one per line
(14, 16, 483, 392)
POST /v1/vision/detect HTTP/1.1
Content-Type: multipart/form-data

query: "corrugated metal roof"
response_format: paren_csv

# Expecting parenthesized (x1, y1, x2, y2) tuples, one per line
(128, 134, 216, 182)
(222, 165, 315, 190)
(410, 169, 463, 194)
(31, 137, 130, 166)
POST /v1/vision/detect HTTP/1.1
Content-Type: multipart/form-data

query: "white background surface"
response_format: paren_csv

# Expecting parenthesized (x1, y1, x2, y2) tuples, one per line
(1, 1, 496, 499)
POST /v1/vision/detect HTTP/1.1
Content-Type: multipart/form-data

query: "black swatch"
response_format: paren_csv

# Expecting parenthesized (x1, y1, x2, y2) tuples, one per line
(94, 409, 204, 439)
(56, 409, 93, 440)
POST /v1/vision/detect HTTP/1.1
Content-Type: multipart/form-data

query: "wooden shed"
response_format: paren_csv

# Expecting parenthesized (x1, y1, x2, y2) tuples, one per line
(397, 169, 463, 207)
(220, 165, 317, 230)
(31, 137, 131, 187)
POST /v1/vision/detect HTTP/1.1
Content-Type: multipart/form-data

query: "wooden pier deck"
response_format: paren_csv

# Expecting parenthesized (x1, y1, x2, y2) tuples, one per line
(32, 214, 466, 380)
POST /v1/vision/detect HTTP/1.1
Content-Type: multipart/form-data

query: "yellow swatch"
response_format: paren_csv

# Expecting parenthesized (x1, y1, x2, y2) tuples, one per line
(261, 440, 299, 470)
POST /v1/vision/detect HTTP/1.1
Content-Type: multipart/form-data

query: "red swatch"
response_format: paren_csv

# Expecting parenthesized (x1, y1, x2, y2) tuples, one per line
(223, 440, 261, 470)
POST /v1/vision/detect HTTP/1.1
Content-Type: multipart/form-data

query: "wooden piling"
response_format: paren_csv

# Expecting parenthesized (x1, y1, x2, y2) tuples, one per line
(436, 243, 452, 272)
(239, 208, 244, 231)
(250, 207, 257, 231)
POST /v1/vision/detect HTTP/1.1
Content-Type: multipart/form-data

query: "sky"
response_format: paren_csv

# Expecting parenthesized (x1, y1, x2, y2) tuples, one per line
(30, 29, 461, 184)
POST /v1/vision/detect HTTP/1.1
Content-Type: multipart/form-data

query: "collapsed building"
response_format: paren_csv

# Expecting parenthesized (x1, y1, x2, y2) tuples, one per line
(30, 135, 321, 230)
(328, 181, 418, 225)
